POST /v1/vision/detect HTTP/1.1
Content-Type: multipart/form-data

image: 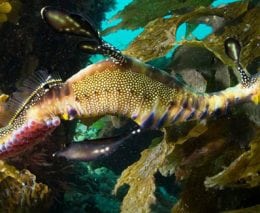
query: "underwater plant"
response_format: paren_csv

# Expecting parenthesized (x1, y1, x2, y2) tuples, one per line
(0, 0, 21, 25)
(0, 160, 51, 211)
(0, 1, 11, 23)
(0, 0, 259, 212)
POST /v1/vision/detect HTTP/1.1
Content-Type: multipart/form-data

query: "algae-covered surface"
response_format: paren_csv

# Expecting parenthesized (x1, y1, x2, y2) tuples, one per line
(0, 160, 51, 212)
(0, 0, 260, 212)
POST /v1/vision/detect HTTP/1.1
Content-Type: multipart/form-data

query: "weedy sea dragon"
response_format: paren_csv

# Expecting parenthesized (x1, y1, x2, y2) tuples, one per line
(0, 7, 259, 160)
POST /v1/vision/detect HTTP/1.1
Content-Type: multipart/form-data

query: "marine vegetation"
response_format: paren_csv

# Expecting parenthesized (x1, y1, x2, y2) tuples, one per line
(0, 160, 51, 211)
(0, 0, 259, 212)
(0, 0, 21, 25)
(0, 1, 12, 23)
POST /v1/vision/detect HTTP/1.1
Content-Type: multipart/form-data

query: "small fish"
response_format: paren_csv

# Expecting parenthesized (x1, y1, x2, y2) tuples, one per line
(53, 128, 141, 161)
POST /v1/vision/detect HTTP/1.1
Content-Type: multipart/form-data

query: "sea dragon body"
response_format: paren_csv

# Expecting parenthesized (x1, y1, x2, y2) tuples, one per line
(27, 57, 259, 128)
(0, 7, 259, 159)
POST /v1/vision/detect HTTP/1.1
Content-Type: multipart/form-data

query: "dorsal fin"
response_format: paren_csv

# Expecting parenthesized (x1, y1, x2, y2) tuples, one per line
(41, 6, 127, 64)
(3, 70, 63, 125)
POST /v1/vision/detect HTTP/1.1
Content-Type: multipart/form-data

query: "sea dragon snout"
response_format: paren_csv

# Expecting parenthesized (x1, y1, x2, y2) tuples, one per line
(0, 7, 258, 160)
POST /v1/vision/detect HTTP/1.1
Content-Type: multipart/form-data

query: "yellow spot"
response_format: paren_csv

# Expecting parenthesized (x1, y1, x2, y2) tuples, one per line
(0, 94, 9, 103)
(61, 113, 69, 120)
(252, 94, 259, 104)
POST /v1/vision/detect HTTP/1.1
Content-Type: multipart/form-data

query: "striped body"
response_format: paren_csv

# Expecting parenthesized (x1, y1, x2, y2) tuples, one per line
(0, 57, 259, 159)
(0, 7, 259, 160)
(27, 57, 260, 129)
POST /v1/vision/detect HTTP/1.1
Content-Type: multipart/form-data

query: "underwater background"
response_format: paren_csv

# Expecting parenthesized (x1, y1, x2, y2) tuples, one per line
(0, 0, 259, 212)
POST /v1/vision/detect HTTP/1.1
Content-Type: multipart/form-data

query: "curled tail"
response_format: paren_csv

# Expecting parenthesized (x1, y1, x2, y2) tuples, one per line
(41, 7, 127, 64)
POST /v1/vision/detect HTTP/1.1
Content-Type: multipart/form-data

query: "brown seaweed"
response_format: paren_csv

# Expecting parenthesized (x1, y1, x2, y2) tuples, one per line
(222, 204, 260, 213)
(181, 6, 260, 70)
(0, 1, 11, 23)
(0, 160, 51, 212)
(205, 128, 260, 188)
(114, 124, 208, 212)
(113, 134, 174, 213)
(123, 1, 249, 62)
(103, 0, 214, 34)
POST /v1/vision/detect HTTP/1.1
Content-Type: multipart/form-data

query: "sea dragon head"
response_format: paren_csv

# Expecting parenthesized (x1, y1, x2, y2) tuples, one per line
(0, 71, 63, 159)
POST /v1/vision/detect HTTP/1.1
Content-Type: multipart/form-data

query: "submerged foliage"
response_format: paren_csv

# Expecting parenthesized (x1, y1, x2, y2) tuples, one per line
(0, 160, 51, 212)
(114, 124, 208, 212)
(123, 1, 254, 63)
(103, 0, 214, 33)
(205, 128, 260, 188)
(223, 204, 260, 213)
(0, 0, 11, 23)
(181, 5, 260, 69)
(0, 0, 21, 24)
(114, 136, 173, 212)
(104, 0, 260, 212)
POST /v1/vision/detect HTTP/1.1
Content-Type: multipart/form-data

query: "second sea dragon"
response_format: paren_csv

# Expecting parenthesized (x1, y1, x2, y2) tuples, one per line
(0, 7, 259, 160)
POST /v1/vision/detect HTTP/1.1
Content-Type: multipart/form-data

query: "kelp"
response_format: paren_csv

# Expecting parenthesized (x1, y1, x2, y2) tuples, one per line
(0, 0, 11, 23)
(123, 1, 249, 62)
(0, 160, 51, 212)
(113, 135, 174, 213)
(0, 0, 21, 24)
(116, 113, 260, 212)
(181, 6, 260, 69)
(205, 128, 260, 188)
(169, 45, 231, 91)
(114, 124, 207, 213)
(159, 123, 208, 177)
(103, 0, 214, 34)
(222, 204, 260, 213)
(160, 118, 242, 181)
(177, 69, 207, 92)
(168, 117, 258, 212)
